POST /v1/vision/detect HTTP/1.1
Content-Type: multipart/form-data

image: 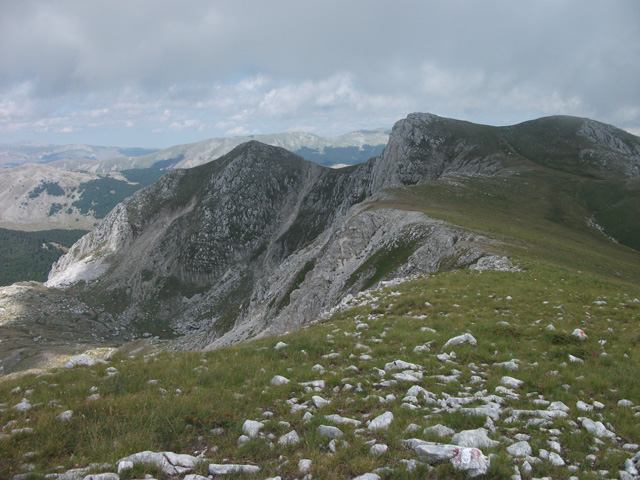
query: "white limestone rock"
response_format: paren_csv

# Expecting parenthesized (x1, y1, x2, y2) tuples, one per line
(242, 419, 264, 438)
(12, 399, 32, 412)
(414, 444, 490, 477)
(579, 417, 616, 440)
(368, 411, 394, 431)
(56, 410, 73, 422)
(209, 463, 260, 475)
(325, 414, 361, 426)
(270, 375, 290, 386)
(384, 360, 421, 371)
(493, 361, 519, 371)
(274, 341, 288, 350)
(298, 458, 312, 474)
(278, 430, 300, 446)
(352, 474, 381, 480)
(451, 428, 499, 449)
(506, 441, 532, 457)
(424, 424, 455, 437)
(577, 401, 593, 412)
(548, 452, 566, 466)
(501, 376, 524, 389)
(548, 401, 570, 412)
(83, 474, 119, 480)
(312, 395, 331, 408)
(370, 443, 388, 457)
(443, 333, 477, 349)
(317, 425, 343, 439)
(571, 328, 588, 340)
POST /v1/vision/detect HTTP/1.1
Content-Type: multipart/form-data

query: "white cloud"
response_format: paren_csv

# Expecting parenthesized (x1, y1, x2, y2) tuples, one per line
(0, 1, 638, 146)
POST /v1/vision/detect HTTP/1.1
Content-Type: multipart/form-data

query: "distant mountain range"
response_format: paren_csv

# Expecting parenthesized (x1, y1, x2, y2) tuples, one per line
(0, 129, 389, 233)
(0, 141, 158, 168)
(1, 112, 639, 374)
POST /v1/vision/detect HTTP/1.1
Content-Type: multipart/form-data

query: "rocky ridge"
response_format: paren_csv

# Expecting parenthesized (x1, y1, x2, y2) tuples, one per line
(1, 112, 639, 374)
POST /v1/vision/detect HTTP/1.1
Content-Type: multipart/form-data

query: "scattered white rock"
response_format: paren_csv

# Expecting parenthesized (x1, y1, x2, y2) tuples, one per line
(12, 399, 31, 412)
(352, 474, 381, 480)
(506, 441, 532, 457)
(548, 401, 570, 412)
(368, 411, 394, 431)
(493, 361, 518, 371)
(299, 458, 312, 474)
(618, 399, 634, 408)
(56, 410, 73, 422)
(443, 333, 477, 349)
(568, 354, 584, 363)
(414, 444, 490, 477)
(571, 329, 588, 340)
(312, 395, 331, 408)
(325, 414, 361, 426)
(548, 452, 566, 466)
(576, 401, 593, 412)
(501, 376, 524, 389)
(270, 375, 290, 386)
(278, 430, 300, 446)
(370, 443, 388, 457)
(384, 360, 421, 371)
(451, 428, 499, 449)
(274, 342, 288, 350)
(317, 425, 343, 439)
(64, 354, 98, 368)
(209, 463, 260, 475)
(579, 417, 616, 440)
(424, 424, 455, 437)
(242, 420, 264, 438)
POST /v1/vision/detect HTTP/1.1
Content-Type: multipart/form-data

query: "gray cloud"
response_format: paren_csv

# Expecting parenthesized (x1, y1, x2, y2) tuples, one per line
(1, 0, 639, 146)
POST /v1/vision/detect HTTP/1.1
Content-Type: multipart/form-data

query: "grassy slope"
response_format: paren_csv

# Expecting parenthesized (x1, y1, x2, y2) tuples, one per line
(0, 170, 638, 479)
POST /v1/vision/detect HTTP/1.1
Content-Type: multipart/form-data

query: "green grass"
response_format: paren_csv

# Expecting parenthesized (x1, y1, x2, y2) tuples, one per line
(1, 261, 638, 479)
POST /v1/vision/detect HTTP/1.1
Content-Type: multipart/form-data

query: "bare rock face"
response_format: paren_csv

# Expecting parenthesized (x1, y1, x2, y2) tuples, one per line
(38, 131, 495, 350)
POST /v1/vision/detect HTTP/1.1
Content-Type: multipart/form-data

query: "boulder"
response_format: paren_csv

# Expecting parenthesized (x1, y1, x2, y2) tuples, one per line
(242, 420, 264, 438)
(209, 464, 260, 475)
(368, 411, 394, 431)
(506, 441, 532, 457)
(278, 430, 300, 446)
(443, 333, 478, 349)
(270, 375, 291, 386)
(424, 424, 455, 437)
(317, 425, 343, 439)
(414, 444, 489, 477)
(65, 354, 98, 368)
(451, 428, 499, 449)
(370, 444, 388, 456)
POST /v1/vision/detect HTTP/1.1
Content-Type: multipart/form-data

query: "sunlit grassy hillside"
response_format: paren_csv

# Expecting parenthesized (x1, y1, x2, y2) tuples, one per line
(1, 165, 639, 479)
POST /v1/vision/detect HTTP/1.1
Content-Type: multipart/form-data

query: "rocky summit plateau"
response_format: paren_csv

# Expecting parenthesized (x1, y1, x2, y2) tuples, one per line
(0, 112, 639, 479)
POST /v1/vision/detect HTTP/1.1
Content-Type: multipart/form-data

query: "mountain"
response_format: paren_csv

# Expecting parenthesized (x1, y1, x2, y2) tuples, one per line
(50, 129, 389, 172)
(0, 130, 388, 233)
(1, 113, 639, 375)
(0, 164, 165, 231)
(0, 141, 157, 168)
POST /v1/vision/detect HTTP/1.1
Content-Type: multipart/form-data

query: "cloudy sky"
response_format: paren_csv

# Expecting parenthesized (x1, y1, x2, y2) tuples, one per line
(1, 0, 639, 148)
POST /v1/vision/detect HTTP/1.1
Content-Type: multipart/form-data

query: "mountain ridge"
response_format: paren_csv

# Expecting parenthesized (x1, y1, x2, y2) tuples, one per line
(1, 112, 639, 374)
